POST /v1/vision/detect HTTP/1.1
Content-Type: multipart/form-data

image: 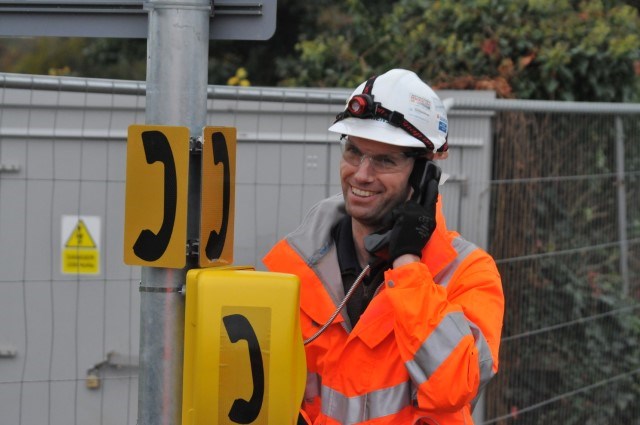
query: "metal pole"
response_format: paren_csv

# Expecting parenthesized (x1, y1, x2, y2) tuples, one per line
(614, 116, 630, 296)
(138, 1, 210, 424)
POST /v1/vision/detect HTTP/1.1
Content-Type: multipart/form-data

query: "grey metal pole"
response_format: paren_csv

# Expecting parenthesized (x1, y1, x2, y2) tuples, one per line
(138, 1, 210, 424)
(614, 116, 630, 296)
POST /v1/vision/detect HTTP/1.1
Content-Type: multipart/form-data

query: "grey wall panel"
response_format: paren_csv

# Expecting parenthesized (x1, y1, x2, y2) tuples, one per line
(104, 280, 140, 352)
(254, 183, 284, 261)
(77, 390, 104, 425)
(80, 141, 109, 181)
(0, 138, 27, 176)
(49, 381, 76, 424)
(50, 280, 79, 378)
(106, 140, 127, 181)
(458, 150, 492, 249)
(24, 181, 56, 281)
(0, 282, 23, 377)
(0, 384, 19, 425)
(26, 139, 54, 179)
(22, 281, 54, 379)
(104, 182, 130, 280)
(439, 183, 463, 232)
(233, 183, 258, 266)
(235, 142, 258, 184)
(53, 140, 82, 180)
(100, 374, 138, 425)
(0, 180, 27, 281)
(255, 141, 283, 184)
(20, 382, 49, 424)
(300, 143, 330, 185)
(76, 281, 110, 360)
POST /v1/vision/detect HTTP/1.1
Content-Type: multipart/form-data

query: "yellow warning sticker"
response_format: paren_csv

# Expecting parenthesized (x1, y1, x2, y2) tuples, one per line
(62, 215, 100, 275)
(65, 219, 97, 248)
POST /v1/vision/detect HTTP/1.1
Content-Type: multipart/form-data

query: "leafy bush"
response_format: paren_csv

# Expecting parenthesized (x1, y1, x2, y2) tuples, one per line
(286, 0, 640, 101)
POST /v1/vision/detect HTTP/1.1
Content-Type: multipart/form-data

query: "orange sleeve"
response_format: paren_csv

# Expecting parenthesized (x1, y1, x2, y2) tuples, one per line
(383, 253, 503, 411)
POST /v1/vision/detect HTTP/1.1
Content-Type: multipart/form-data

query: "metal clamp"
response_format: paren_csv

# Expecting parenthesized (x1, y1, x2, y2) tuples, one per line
(186, 239, 200, 257)
(86, 351, 140, 390)
(189, 136, 203, 153)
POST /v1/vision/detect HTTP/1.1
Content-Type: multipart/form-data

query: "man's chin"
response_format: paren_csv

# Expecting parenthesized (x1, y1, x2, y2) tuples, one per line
(347, 209, 386, 230)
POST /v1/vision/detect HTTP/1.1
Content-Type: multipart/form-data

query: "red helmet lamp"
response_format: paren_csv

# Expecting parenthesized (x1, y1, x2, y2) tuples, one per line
(346, 94, 376, 118)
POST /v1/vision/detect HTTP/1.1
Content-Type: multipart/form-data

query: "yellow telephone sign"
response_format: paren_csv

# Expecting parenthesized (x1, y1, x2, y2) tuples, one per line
(124, 125, 189, 268)
(200, 127, 236, 267)
(183, 268, 306, 425)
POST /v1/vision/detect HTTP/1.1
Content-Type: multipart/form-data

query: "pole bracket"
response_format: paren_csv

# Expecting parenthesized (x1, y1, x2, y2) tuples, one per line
(186, 239, 200, 257)
(189, 136, 203, 153)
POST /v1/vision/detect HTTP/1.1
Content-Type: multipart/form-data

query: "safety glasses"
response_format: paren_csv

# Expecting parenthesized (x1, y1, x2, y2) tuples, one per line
(340, 136, 421, 174)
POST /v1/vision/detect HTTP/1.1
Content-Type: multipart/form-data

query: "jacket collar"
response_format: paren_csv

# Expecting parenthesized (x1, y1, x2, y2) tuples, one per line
(421, 196, 457, 277)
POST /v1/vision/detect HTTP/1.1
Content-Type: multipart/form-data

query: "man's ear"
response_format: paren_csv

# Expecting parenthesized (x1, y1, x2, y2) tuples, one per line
(433, 151, 448, 160)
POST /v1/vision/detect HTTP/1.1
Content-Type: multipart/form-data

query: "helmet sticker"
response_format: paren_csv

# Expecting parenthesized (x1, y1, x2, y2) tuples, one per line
(410, 94, 431, 109)
(438, 118, 448, 134)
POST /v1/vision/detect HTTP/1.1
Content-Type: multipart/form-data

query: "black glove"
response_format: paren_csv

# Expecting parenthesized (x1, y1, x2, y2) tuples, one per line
(387, 199, 436, 262)
(364, 160, 440, 264)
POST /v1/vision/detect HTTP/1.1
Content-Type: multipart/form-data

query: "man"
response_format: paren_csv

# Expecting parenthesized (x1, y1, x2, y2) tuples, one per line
(263, 69, 504, 424)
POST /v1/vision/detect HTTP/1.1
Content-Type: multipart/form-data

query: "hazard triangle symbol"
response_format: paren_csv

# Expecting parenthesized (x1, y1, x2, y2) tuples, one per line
(65, 219, 97, 248)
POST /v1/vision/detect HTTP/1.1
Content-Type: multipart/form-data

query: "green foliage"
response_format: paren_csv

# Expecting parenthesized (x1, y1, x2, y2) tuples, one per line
(276, 0, 396, 87)
(0, 37, 146, 80)
(284, 0, 640, 100)
(206, 0, 322, 85)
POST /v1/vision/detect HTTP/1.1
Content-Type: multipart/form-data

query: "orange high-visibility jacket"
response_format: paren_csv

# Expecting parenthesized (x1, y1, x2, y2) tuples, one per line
(263, 194, 504, 425)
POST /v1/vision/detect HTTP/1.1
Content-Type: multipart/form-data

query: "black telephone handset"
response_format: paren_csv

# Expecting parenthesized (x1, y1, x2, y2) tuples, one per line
(364, 158, 441, 260)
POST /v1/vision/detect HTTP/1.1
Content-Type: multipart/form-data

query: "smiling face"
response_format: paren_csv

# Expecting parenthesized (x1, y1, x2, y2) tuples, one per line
(340, 136, 415, 232)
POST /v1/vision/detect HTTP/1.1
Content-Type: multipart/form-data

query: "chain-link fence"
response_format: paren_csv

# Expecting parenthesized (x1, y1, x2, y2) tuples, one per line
(483, 105, 640, 424)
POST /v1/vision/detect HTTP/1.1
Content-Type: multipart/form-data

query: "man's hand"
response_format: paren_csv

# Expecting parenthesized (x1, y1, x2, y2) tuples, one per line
(364, 160, 441, 265)
(387, 200, 436, 262)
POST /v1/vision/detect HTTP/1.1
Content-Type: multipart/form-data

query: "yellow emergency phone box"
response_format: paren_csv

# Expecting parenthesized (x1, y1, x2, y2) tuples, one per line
(182, 267, 306, 425)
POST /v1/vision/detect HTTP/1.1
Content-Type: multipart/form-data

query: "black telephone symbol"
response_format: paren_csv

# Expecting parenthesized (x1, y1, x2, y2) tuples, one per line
(223, 314, 265, 424)
(204, 131, 231, 261)
(132, 130, 177, 261)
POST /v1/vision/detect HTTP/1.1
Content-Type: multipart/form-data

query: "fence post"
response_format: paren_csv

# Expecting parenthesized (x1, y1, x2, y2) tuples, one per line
(137, 1, 210, 424)
(614, 116, 630, 296)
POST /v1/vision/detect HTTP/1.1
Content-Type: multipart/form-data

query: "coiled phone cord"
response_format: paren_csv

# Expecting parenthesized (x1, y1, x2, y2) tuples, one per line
(303, 264, 371, 345)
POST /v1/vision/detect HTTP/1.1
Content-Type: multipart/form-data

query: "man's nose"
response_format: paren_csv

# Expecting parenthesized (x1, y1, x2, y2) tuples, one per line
(353, 155, 376, 178)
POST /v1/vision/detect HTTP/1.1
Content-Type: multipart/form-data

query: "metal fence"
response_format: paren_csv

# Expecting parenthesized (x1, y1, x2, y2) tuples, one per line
(0, 73, 638, 425)
(481, 104, 640, 424)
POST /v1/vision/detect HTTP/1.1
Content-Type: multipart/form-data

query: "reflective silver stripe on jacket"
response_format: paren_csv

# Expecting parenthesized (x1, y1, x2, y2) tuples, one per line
(469, 319, 495, 408)
(321, 381, 411, 424)
(405, 311, 472, 383)
(305, 372, 321, 402)
(433, 236, 477, 288)
(412, 236, 496, 407)
(435, 237, 496, 388)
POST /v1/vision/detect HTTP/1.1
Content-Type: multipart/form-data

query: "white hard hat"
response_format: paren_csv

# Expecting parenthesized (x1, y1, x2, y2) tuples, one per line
(328, 69, 449, 152)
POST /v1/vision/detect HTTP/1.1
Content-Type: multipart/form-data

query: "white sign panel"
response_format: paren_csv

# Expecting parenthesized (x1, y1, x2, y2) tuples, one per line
(0, 0, 277, 40)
